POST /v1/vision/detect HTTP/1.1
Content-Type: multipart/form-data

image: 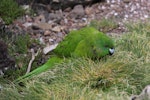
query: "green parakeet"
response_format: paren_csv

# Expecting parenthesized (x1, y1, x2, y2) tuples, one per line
(15, 27, 114, 83)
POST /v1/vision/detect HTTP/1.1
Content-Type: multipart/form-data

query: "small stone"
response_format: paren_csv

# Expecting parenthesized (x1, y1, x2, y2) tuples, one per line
(64, 7, 72, 12)
(49, 38, 54, 42)
(34, 14, 46, 23)
(101, 6, 106, 10)
(43, 44, 58, 54)
(53, 0, 59, 3)
(69, 5, 85, 19)
(56, 37, 62, 43)
(23, 22, 32, 28)
(124, 15, 128, 18)
(48, 13, 57, 20)
(85, 7, 93, 15)
(114, 13, 118, 16)
(51, 26, 63, 32)
(144, 15, 148, 18)
(123, 0, 130, 3)
(32, 23, 52, 30)
(44, 30, 51, 36)
(57, 32, 63, 37)
(82, 18, 87, 22)
(48, 10, 63, 21)
(64, 18, 68, 24)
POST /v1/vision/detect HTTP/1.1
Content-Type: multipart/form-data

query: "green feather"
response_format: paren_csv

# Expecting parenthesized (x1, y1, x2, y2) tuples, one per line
(15, 27, 114, 83)
(15, 57, 62, 83)
(54, 27, 114, 58)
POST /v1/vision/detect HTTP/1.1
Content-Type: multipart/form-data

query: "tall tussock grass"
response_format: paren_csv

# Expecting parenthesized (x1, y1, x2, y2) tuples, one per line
(0, 22, 150, 100)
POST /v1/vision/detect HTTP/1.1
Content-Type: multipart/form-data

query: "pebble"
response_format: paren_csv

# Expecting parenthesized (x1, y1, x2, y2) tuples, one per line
(44, 30, 51, 36)
(32, 23, 52, 30)
(51, 26, 62, 32)
(34, 14, 46, 23)
(23, 22, 32, 28)
(69, 5, 85, 19)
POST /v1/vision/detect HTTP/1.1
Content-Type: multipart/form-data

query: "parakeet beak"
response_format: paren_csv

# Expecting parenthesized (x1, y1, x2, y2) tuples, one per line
(109, 48, 115, 55)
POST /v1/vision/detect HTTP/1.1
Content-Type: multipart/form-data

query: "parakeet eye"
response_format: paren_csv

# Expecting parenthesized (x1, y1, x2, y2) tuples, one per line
(109, 48, 115, 55)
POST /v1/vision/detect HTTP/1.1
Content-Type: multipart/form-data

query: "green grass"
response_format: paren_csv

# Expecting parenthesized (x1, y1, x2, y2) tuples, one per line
(0, 31, 42, 80)
(0, 22, 150, 100)
(0, 0, 24, 24)
(89, 18, 118, 32)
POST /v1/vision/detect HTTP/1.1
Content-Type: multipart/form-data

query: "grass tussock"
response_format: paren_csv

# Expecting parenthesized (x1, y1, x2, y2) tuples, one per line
(90, 18, 118, 32)
(0, 22, 150, 100)
(0, 0, 24, 24)
(0, 31, 42, 80)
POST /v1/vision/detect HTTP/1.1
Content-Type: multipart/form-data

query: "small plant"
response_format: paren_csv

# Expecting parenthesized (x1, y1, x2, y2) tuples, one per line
(0, 31, 43, 80)
(0, 0, 24, 24)
(13, 35, 30, 54)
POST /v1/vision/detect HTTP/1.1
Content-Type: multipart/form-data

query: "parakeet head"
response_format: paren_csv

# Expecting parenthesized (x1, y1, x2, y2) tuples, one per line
(92, 32, 115, 58)
(109, 48, 115, 55)
(73, 31, 115, 59)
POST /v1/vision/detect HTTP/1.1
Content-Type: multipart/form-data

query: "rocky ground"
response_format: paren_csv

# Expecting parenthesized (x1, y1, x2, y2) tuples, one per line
(0, 0, 150, 75)
(7, 0, 150, 48)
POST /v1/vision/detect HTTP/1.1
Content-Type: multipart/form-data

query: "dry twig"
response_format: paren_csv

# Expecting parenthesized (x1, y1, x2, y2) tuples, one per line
(26, 48, 40, 74)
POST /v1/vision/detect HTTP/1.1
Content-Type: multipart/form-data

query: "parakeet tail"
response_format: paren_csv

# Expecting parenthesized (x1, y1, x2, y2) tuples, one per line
(14, 56, 62, 83)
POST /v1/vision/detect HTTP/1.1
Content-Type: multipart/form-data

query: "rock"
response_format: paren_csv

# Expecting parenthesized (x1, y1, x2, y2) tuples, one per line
(34, 14, 46, 23)
(49, 38, 54, 42)
(57, 32, 63, 37)
(23, 22, 33, 28)
(85, 6, 93, 15)
(64, 7, 72, 12)
(48, 10, 63, 23)
(44, 30, 51, 36)
(53, 0, 59, 3)
(48, 13, 57, 20)
(131, 85, 150, 100)
(69, 5, 85, 19)
(32, 23, 52, 30)
(123, 0, 130, 3)
(43, 43, 58, 54)
(51, 26, 63, 32)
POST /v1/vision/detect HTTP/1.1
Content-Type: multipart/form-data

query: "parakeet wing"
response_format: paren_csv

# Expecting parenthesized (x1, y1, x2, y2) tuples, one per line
(53, 27, 106, 57)
(54, 27, 114, 58)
